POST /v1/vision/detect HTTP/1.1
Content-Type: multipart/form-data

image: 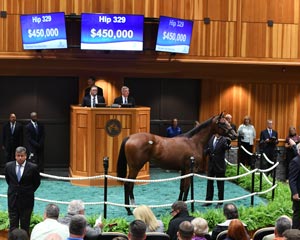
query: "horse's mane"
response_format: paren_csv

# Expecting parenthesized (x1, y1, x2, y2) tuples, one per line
(181, 117, 214, 138)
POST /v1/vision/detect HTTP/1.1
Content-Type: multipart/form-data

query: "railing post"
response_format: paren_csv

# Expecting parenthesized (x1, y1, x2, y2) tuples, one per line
(103, 156, 109, 219)
(190, 156, 195, 213)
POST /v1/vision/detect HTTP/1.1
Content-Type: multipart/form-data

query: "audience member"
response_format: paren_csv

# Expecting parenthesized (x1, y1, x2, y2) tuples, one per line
(167, 201, 194, 240)
(84, 76, 103, 97)
(128, 219, 147, 240)
(25, 112, 45, 172)
(166, 118, 182, 137)
(285, 127, 300, 180)
(82, 85, 105, 107)
(2, 113, 23, 162)
(177, 221, 194, 240)
(211, 203, 245, 240)
(288, 143, 300, 229)
(225, 114, 236, 132)
(59, 200, 102, 238)
(4, 146, 41, 235)
(262, 215, 292, 240)
(259, 119, 279, 171)
(282, 229, 300, 240)
(224, 219, 249, 240)
(113, 86, 135, 107)
(203, 133, 231, 208)
(191, 217, 209, 240)
(8, 228, 29, 240)
(237, 115, 256, 166)
(30, 204, 69, 240)
(67, 214, 87, 240)
(112, 237, 127, 240)
(133, 205, 164, 232)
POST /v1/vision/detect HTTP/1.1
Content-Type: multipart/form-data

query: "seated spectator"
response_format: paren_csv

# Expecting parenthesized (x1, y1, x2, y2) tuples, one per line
(128, 220, 147, 240)
(133, 205, 164, 233)
(177, 221, 194, 240)
(167, 201, 194, 240)
(30, 204, 69, 240)
(58, 200, 102, 238)
(211, 203, 246, 240)
(263, 215, 292, 240)
(224, 219, 249, 240)
(191, 217, 209, 240)
(67, 215, 87, 240)
(8, 228, 29, 240)
(282, 229, 300, 240)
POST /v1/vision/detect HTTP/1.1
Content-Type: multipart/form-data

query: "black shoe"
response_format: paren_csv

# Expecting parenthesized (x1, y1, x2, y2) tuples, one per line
(202, 203, 212, 207)
(216, 203, 223, 209)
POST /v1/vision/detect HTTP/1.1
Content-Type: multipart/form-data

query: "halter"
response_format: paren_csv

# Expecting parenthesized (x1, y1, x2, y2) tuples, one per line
(216, 117, 233, 135)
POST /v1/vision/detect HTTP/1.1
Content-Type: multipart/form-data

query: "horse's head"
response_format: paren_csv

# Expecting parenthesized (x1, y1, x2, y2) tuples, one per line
(214, 112, 237, 140)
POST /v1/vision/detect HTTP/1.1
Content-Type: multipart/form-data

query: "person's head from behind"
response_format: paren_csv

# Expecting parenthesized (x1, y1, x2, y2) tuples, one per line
(44, 203, 60, 220)
(171, 201, 188, 217)
(8, 228, 29, 240)
(282, 229, 300, 240)
(44, 233, 63, 240)
(87, 76, 96, 87)
(275, 215, 292, 237)
(133, 205, 158, 232)
(90, 86, 98, 96)
(121, 86, 130, 98)
(15, 146, 27, 165)
(128, 220, 146, 240)
(69, 214, 87, 238)
(177, 221, 194, 240)
(227, 219, 248, 240)
(223, 203, 239, 220)
(191, 217, 208, 237)
(68, 200, 85, 215)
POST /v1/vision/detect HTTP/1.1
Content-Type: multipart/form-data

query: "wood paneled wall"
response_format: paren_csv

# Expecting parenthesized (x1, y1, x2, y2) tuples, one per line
(1, 0, 300, 62)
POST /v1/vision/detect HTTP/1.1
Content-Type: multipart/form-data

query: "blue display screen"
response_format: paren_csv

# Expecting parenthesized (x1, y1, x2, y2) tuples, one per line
(81, 13, 144, 51)
(20, 12, 67, 50)
(155, 16, 193, 54)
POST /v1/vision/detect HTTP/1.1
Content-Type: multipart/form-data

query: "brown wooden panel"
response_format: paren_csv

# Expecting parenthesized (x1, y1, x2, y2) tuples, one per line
(77, 114, 87, 127)
(76, 128, 88, 172)
(241, 0, 268, 22)
(207, 0, 237, 21)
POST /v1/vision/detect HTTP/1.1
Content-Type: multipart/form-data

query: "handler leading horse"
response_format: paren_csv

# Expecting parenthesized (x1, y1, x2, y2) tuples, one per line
(117, 113, 237, 215)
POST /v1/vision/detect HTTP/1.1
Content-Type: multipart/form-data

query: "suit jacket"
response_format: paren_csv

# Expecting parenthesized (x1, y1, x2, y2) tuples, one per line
(25, 121, 45, 154)
(85, 86, 103, 97)
(113, 96, 135, 107)
(5, 160, 41, 209)
(82, 95, 105, 107)
(259, 129, 278, 153)
(289, 155, 300, 197)
(205, 136, 231, 173)
(2, 121, 23, 150)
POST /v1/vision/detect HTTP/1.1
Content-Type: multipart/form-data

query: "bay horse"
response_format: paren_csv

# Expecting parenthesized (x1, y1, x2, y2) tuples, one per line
(117, 113, 237, 215)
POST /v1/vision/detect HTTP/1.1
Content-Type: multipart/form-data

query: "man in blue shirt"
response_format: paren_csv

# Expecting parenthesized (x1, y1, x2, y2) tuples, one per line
(67, 215, 87, 240)
(167, 118, 182, 138)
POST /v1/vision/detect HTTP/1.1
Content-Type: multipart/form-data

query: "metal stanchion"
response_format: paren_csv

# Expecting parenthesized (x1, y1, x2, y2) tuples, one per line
(190, 156, 195, 213)
(103, 156, 109, 219)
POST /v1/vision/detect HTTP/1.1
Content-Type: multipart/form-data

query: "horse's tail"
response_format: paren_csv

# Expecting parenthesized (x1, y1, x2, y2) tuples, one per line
(117, 137, 129, 178)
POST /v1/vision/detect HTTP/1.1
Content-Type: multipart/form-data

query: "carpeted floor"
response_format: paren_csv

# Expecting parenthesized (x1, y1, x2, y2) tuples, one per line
(0, 168, 266, 221)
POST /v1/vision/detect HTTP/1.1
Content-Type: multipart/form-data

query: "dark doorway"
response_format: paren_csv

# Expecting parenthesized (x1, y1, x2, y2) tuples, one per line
(0, 76, 78, 169)
(124, 78, 200, 136)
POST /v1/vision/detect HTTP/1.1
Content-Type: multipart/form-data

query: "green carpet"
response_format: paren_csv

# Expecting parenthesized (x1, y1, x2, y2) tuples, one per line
(0, 168, 266, 221)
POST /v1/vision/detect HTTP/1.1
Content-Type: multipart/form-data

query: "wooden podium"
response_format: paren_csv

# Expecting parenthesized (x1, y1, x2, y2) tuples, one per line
(70, 105, 151, 186)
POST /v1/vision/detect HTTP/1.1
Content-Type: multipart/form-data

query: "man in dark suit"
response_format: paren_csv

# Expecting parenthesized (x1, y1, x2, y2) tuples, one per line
(2, 113, 23, 162)
(203, 133, 231, 208)
(289, 143, 300, 229)
(25, 112, 45, 172)
(84, 76, 103, 97)
(113, 86, 135, 107)
(4, 146, 41, 235)
(82, 86, 105, 107)
(259, 119, 278, 171)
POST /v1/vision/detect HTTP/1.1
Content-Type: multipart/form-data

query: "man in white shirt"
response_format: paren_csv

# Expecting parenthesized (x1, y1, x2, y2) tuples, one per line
(30, 204, 69, 240)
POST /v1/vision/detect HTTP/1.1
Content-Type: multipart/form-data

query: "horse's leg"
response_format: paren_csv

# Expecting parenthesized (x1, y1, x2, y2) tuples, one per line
(178, 178, 184, 200)
(125, 168, 140, 215)
(182, 177, 191, 201)
(124, 182, 132, 215)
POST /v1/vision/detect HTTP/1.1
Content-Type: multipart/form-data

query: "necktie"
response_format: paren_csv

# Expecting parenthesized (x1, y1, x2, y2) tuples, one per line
(213, 138, 218, 149)
(125, 98, 128, 104)
(34, 122, 38, 134)
(11, 123, 15, 134)
(269, 129, 272, 137)
(92, 97, 95, 107)
(17, 165, 22, 182)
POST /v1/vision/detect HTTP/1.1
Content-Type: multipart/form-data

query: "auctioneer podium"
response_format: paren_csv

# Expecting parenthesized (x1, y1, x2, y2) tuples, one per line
(70, 105, 151, 186)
